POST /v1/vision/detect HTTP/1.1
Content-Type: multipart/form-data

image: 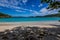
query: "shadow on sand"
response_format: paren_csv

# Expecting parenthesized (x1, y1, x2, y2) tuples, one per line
(0, 25, 60, 40)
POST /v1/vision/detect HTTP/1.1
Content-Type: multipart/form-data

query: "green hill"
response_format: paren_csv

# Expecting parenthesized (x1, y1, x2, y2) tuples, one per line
(44, 13, 60, 17)
(0, 12, 12, 18)
(29, 13, 60, 17)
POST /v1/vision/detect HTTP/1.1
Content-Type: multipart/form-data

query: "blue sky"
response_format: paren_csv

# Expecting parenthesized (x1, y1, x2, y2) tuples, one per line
(0, 0, 58, 16)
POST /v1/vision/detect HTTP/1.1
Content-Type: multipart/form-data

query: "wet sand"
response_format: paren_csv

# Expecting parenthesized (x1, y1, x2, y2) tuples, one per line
(0, 21, 60, 31)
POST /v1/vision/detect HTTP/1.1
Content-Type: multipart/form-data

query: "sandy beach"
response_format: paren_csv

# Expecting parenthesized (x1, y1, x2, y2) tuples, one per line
(0, 21, 60, 31)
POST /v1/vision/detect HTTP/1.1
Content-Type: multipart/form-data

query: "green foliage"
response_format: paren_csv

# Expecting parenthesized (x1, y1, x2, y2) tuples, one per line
(41, 0, 60, 9)
(44, 13, 60, 17)
(0, 12, 12, 18)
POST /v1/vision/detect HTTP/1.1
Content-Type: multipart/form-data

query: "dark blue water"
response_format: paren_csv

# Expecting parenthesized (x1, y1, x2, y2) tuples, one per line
(0, 17, 60, 22)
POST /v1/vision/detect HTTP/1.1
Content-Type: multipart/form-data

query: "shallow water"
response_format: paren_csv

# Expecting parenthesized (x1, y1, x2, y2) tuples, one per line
(0, 17, 60, 22)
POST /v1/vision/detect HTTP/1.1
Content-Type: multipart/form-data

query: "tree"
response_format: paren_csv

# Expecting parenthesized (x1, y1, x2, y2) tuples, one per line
(0, 12, 12, 18)
(41, 0, 60, 12)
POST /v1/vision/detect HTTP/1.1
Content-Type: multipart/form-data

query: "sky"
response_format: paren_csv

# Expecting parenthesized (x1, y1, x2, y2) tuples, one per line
(0, 0, 59, 17)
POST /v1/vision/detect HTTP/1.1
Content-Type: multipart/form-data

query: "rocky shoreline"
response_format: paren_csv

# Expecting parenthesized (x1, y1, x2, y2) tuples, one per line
(0, 26, 60, 40)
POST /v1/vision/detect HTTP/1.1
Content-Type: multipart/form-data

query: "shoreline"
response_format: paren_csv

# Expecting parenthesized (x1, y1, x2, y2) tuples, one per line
(0, 21, 60, 31)
(0, 21, 60, 25)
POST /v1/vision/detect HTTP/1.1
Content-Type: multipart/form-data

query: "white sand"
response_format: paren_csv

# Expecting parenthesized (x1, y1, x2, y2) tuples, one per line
(0, 21, 60, 31)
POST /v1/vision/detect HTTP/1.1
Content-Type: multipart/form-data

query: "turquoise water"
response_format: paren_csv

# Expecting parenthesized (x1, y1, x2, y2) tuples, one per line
(0, 17, 60, 22)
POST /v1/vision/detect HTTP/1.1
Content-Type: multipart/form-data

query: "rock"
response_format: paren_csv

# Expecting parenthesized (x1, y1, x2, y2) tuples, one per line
(59, 20, 60, 22)
(0, 26, 60, 40)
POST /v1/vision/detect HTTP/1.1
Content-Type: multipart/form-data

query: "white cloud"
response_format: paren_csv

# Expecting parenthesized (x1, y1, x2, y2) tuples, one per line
(0, 0, 29, 12)
(29, 10, 33, 12)
(38, 4, 43, 7)
(0, 3, 20, 9)
(0, 0, 8, 3)
(0, 0, 58, 15)
(32, 5, 35, 7)
(0, 0, 28, 8)
(0, 0, 28, 10)
(16, 10, 25, 12)
(0, 3, 11, 8)
(24, 9, 28, 10)
(29, 10, 40, 15)
(33, 11, 40, 14)
(10, 6, 21, 9)
(40, 8, 48, 13)
(40, 7, 58, 15)
(0, 2, 24, 10)
(55, 0, 60, 1)
(48, 9, 58, 14)
(22, 0, 28, 4)
(10, 0, 19, 6)
(0, 0, 19, 6)
(0, 0, 40, 15)
(0, 3, 5, 7)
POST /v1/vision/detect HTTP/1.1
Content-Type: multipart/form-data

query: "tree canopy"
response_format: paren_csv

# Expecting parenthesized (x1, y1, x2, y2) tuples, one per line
(0, 12, 12, 18)
(41, 0, 60, 11)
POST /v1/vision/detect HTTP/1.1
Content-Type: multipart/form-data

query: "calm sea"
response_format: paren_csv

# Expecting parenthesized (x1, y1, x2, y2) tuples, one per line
(0, 17, 60, 22)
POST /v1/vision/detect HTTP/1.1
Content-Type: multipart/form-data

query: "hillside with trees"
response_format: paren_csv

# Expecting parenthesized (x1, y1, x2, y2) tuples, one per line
(0, 12, 12, 18)
(44, 13, 60, 17)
